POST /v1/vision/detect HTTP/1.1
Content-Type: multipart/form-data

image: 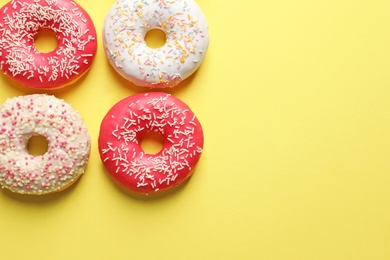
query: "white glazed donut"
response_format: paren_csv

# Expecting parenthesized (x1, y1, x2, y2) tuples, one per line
(0, 94, 91, 195)
(103, 0, 209, 88)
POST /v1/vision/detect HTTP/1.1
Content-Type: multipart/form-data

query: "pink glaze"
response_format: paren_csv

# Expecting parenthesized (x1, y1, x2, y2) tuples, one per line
(98, 92, 204, 194)
(0, 0, 97, 89)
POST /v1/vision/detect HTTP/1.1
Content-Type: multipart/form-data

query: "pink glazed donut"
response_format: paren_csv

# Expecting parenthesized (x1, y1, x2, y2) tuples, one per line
(98, 92, 204, 194)
(0, 0, 97, 89)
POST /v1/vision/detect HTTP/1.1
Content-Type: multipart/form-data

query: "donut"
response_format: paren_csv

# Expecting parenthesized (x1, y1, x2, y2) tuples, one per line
(98, 92, 204, 194)
(0, 0, 97, 89)
(0, 94, 91, 195)
(103, 0, 209, 88)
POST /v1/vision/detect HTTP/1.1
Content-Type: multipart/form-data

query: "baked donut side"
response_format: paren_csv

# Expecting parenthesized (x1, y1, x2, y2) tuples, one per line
(0, 94, 91, 195)
(103, 0, 209, 88)
(0, 0, 97, 89)
(98, 92, 204, 194)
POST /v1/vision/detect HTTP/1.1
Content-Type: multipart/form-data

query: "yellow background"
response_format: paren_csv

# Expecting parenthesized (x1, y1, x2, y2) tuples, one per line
(1, 0, 390, 259)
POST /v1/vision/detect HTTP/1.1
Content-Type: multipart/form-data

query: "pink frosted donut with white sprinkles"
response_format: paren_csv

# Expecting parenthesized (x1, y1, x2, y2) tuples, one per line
(0, 0, 97, 89)
(98, 92, 204, 194)
(103, 0, 209, 88)
(0, 94, 91, 195)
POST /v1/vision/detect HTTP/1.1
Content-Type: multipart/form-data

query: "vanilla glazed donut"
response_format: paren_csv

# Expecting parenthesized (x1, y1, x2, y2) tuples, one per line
(103, 0, 209, 88)
(0, 0, 97, 89)
(0, 94, 91, 195)
(98, 92, 204, 194)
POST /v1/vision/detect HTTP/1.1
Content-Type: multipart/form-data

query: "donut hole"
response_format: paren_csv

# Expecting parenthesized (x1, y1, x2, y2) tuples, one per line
(144, 29, 167, 49)
(33, 29, 58, 53)
(27, 135, 49, 156)
(140, 131, 164, 154)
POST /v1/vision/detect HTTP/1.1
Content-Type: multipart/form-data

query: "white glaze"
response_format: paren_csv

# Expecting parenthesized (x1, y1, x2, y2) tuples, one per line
(0, 95, 90, 195)
(103, 0, 209, 88)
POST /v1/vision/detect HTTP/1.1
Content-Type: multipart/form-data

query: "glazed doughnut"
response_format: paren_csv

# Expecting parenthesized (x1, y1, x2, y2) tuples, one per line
(103, 0, 209, 88)
(0, 0, 97, 89)
(0, 94, 91, 195)
(98, 92, 204, 194)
